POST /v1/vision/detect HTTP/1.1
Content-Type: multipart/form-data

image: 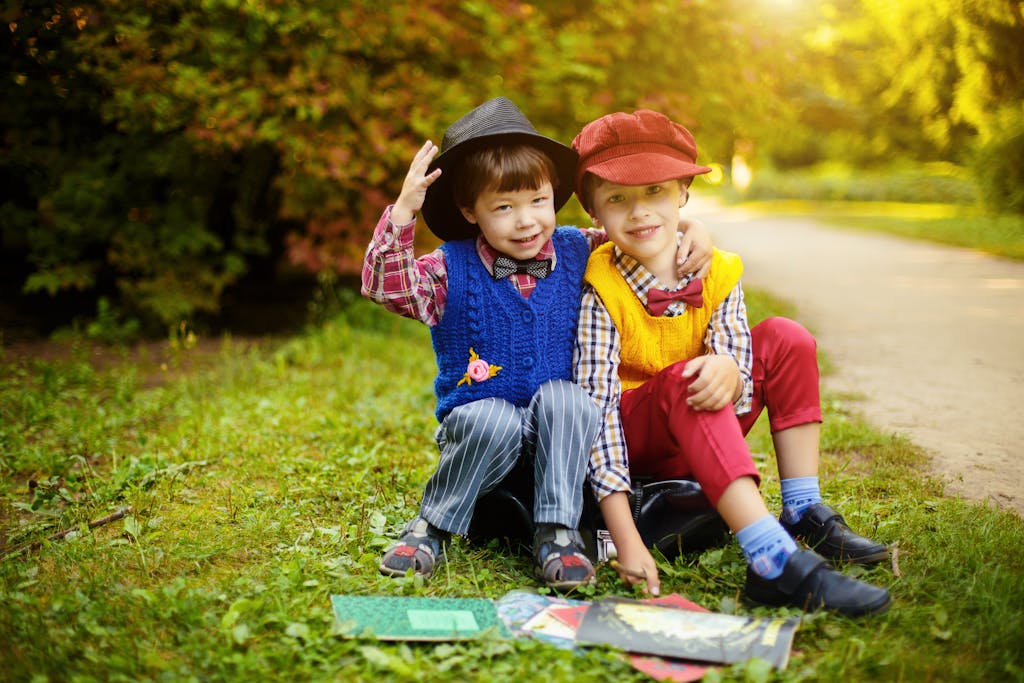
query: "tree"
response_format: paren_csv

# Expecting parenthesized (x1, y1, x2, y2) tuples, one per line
(6, 0, 1016, 333)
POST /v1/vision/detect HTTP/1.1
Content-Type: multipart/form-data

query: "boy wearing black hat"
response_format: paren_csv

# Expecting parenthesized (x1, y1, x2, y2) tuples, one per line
(572, 109, 891, 615)
(361, 98, 714, 589)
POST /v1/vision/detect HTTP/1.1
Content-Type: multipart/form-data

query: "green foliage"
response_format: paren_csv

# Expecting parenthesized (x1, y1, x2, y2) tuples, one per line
(85, 297, 141, 345)
(2, 294, 1023, 681)
(972, 119, 1024, 215)
(737, 163, 979, 205)
(0, 1, 808, 331)
(3, 0, 1022, 331)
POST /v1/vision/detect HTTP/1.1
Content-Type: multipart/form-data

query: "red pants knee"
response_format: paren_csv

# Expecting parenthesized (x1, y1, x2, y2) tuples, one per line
(620, 360, 759, 506)
(619, 317, 822, 505)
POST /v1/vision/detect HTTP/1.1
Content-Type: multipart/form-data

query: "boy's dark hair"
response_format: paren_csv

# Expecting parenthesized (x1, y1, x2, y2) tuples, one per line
(578, 171, 603, 214)
(452, 144, 559, 210)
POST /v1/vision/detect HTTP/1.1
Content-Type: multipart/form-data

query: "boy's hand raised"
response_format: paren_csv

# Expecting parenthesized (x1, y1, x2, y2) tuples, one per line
(681, 354, 741, 412)
(391, 141, 442, 227)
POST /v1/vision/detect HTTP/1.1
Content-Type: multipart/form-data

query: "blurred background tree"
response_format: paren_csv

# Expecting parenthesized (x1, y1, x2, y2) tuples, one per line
(1, 0, 1020, 337)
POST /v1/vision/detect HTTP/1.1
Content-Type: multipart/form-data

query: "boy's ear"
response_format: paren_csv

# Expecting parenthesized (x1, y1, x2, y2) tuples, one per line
(679, 186, 689, 208)
(459, 206, 479, 225)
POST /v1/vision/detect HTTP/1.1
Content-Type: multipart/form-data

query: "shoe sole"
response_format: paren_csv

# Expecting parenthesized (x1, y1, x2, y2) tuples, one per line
(745, 585, 892, 618)
(534, 567, 596, 592)
(812, 546, 890, 566)
(379, 554, 446, 579)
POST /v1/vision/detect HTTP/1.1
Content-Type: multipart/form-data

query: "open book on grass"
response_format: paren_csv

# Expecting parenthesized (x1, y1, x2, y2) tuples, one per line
(574, 597, 798, 670)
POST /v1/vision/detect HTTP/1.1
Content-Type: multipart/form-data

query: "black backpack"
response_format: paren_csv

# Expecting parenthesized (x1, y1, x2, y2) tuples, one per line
(467, 458, 729, 562)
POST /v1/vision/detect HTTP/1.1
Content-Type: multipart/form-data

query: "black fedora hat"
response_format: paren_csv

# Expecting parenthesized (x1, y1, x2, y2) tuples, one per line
(420, 97, 579, 242)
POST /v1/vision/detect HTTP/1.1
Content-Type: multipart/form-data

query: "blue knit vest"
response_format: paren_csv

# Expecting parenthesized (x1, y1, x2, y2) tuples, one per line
(431, 227, 590, 421)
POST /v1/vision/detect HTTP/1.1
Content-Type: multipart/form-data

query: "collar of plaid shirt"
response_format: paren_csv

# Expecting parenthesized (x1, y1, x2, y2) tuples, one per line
(613, 242, 702, 316)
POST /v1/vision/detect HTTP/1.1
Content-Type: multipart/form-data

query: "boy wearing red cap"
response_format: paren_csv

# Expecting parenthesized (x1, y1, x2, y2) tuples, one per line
(360, 98, 713, 590)
(572, 110, 891, 615)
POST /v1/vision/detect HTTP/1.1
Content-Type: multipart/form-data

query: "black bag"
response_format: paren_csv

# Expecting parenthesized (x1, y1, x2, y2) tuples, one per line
(613, 478, 730, 561)
(466, 456, 536, 550)
(467, 461, 729, 562)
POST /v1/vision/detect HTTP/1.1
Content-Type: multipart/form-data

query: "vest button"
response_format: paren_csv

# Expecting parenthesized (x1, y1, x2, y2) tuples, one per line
(521, 311, 534, 323)
(522, 356, 534, 367)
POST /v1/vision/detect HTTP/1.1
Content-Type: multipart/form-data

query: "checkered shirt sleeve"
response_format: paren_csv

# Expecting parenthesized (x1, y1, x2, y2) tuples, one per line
(574, 286, 632, 500)
(360, 206, 448, 326)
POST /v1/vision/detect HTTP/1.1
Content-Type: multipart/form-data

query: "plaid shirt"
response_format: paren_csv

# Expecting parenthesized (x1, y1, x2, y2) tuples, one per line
(574, 244, 753, 500)
(361, 205, 606, 325)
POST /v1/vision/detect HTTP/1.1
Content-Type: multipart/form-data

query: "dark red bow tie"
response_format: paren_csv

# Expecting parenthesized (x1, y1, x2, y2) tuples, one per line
(646, 279, 704, 316)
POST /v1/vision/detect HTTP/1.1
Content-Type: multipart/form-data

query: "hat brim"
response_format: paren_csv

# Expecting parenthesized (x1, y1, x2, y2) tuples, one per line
(420, 133, 579, 242)
(580, 154, 712, 192)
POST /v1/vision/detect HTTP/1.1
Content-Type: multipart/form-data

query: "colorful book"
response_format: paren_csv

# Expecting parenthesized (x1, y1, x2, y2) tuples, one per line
(575, 597, 798, 669)
(494, 589, 584, 648)
(331, 595, 508, 641)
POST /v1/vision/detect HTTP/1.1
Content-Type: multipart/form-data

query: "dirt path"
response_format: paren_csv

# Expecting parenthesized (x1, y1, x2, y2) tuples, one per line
(689, 197, 1024, 516)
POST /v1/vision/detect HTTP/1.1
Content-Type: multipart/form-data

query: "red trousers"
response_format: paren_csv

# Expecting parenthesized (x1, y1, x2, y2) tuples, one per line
(620, 317, 822, 506)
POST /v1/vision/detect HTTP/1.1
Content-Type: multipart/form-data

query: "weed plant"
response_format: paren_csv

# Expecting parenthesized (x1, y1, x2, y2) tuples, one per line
(1, 296, 1022, 682)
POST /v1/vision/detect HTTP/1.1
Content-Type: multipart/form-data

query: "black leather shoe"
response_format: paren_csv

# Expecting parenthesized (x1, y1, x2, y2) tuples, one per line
(782, 503, 889, 565)
(745, 549, 891, 617)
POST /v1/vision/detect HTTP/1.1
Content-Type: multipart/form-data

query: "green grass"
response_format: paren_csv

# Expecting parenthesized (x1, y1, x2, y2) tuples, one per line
(732, 199, 1024, 261)
(2, 297, 1023, 682)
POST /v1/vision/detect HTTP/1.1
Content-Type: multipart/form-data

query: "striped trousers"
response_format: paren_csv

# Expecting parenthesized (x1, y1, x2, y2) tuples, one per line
(420, 379, 600, 536)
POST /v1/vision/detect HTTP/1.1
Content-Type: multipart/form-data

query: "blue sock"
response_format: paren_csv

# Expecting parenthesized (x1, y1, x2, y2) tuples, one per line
(736, 515, 798, 579)
(780, 476, 822, 524)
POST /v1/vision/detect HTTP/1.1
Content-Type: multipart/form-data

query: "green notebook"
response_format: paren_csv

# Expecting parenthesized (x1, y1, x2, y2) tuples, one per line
(331, 595, 509, 641)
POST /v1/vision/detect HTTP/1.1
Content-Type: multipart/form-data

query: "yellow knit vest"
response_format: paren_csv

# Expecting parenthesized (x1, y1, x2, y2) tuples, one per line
(584, 245, 744, 391)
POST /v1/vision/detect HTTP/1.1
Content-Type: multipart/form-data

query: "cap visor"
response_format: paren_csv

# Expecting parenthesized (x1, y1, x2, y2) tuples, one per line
(586, 153, 712, 186)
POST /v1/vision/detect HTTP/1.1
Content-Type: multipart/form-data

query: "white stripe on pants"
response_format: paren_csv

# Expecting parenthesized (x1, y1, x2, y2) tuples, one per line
(420, 380, 600, 536)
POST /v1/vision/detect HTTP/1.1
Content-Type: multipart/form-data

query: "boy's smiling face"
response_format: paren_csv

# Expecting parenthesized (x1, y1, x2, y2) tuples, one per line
(460, 181, 557, 260)
(588, 179, 686, 265)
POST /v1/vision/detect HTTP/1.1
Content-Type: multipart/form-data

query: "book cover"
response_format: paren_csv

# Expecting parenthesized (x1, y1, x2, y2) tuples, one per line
(494, 589, 584, 648)
(331, 595, 508, 641)
(575, 597, 798, 669)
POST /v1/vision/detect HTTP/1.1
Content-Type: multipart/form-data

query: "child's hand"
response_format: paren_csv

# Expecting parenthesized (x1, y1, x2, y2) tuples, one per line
(681, 354, 740, 411)
(391, 141, 442, 226)
(612, 542, 661, 596)
(676, 217, 713, 278)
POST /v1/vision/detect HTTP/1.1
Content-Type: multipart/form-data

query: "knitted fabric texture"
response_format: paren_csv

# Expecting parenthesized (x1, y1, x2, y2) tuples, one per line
(584, 246, 743, 391)
(431, 228, 590, 420)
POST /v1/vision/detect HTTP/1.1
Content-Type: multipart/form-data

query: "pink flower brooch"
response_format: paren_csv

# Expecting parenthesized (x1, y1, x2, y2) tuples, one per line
(457, 348, 502, 386)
